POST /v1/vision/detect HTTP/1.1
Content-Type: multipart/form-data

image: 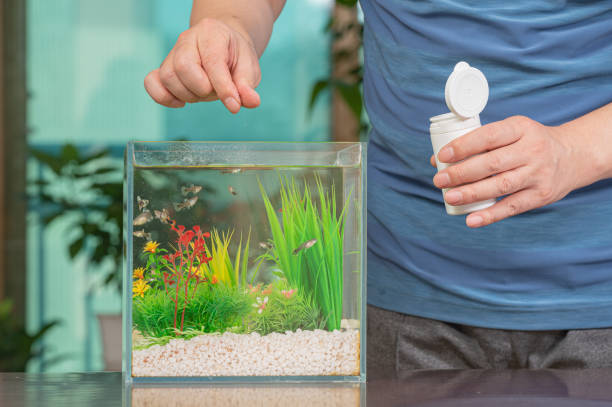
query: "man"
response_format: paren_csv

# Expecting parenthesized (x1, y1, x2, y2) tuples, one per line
(144, 0, 612, 375)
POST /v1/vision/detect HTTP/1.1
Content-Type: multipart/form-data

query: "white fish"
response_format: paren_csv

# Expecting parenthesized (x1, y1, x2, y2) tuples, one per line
(181, 184, 203, 196)
(133, 230, 151, 240)
(259, 242, 273, 251)
(220, 168, 242, 174)
(137, 196, 149, 211)
(173, 196, 198, 211)
(154, 208, 171, 224)
(133, 210, 153, 226)
(292, 239, 317, 255)
(228, 186, 238, 196)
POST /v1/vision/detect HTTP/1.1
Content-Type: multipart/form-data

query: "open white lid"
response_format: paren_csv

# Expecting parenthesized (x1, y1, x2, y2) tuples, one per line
(444, 61, 489, 119)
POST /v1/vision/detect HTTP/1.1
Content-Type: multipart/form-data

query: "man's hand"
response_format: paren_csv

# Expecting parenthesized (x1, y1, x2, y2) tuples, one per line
(430, 115, 583, 228)
(144, 18, 261, 113)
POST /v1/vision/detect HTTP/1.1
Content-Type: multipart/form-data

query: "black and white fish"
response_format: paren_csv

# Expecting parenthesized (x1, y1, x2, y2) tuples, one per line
(181, 184, 203, 196)
(137, 196, 149, 211)
(173, 196, 198, 211)
(292, 239, 317, 255)
(154, 208, 171, 224)
(133, 210, 153, 226)
(133, 229, 151, 240)
(220, 168, 242, 174)
(228, 186, 238, 196)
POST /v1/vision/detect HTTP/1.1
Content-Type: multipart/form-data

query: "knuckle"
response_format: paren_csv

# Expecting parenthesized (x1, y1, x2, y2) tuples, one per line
(483, 127, 499, 147)
(486, 153, 504, 173)
(177, 31, 191, 43)
(466, 187, 479, 203)
(507, 201, 521, 217)
(510, 115, 532, 128)
(538, 185, 555, 203)
(159, 67, 176, 86)
(449, 165, 467, 185)
(173, 55, 191, 76)
(496, 175, 515, 195)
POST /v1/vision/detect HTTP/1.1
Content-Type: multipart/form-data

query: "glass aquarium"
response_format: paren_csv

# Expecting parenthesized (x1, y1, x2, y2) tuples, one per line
(123, 142, 366, 382)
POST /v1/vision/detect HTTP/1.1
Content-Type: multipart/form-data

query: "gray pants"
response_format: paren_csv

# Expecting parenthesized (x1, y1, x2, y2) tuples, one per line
(367, 304, 612, 377)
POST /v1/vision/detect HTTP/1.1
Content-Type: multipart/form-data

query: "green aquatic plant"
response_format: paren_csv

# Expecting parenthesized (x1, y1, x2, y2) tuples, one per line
(259, 174, 349, 330)
(242, 281, 325, 336)
(197, 228, 262, 289)
(133, 284, 252, 339)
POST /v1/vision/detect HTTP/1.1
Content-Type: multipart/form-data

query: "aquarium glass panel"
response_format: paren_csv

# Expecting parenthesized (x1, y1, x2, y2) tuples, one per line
(124, 142, 366, 382)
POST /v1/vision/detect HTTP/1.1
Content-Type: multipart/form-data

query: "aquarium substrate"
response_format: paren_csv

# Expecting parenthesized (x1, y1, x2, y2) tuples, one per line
(132, 323, 360, 377)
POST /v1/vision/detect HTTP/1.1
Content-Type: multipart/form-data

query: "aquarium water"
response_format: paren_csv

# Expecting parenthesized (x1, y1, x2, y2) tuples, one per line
(124, 142, 366, 382)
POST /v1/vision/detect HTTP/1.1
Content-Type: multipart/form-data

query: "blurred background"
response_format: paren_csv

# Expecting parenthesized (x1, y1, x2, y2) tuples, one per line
(0, 0, 364, 372)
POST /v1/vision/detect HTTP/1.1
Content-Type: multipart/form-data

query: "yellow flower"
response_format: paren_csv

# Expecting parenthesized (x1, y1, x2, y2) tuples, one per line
(133, 267, 145, 280)
(143, 241, 159, 253)
(132, 279, 150, 298)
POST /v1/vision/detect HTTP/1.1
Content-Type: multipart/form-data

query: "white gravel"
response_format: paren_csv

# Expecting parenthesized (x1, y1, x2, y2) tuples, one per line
(132, 327, 360, 377)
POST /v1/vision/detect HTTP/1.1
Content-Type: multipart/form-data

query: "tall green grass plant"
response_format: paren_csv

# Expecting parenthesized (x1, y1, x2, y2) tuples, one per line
(258, 174, 349, 330)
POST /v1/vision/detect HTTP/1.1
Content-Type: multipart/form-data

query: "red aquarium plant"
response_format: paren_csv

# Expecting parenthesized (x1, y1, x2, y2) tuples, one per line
(144, 221, 213, 333)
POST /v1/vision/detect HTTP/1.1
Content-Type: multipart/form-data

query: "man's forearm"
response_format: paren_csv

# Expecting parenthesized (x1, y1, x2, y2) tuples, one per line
(558, 101, 612, 189)
(190, 0, 286, 56)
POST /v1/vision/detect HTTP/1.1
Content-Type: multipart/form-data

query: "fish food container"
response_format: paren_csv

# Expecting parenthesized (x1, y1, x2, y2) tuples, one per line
(430, 61, 496, 215)
(124, 141, 366, 382)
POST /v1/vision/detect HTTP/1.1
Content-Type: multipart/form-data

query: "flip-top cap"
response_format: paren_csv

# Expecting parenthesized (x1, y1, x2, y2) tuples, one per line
(444, 61, 489, 119)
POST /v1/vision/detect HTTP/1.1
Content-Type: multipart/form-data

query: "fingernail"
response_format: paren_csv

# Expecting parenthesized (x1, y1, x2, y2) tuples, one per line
(438, 147, 454, 162)
(169, 100, 185, 108)
(224, 97, 240, 113)
(434, 172, 451, 188)
(467, 215, 483, 228)
(445, 190, 462, 204)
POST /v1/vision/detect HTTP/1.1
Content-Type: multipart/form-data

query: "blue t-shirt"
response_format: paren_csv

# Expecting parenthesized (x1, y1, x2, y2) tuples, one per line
(361, 0, 612, 329)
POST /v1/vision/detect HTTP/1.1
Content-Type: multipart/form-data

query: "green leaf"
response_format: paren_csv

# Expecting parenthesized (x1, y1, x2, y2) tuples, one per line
(60, 144, 80, 163)
(336, 0, 359, 6)
(308, 79, 330, 115)
(68, 237, 85, 258)
(335, 81, 363, 120)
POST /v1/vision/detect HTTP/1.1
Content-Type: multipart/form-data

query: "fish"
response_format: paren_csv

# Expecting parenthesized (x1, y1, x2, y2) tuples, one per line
(133, 229, 151, 240)
(292, 239, 317, 255)
(228, 186, 238, 196)
(220, 168, 242, 174)
(137, 196, 149, 211)
(173, 196, 198, 211)
(259, 242, 273, 251)
(181, 184, 203, 196)
(154, 208, 171, 224)
(133, 210, 153, 226)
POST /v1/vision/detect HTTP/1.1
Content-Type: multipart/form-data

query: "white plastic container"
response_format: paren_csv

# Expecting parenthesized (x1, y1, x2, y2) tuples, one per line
(430, 61, 496, 215)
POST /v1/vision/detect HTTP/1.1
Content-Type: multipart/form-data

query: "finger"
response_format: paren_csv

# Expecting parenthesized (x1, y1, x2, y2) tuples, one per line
(430, 154, 437, 168)
(233, 53, 261, 108)
(433, 144, 525, 188)
(437, 117, 524, 163)
(466, 189, 534, 228)
(144, 69, 186, 108)
(236, 81, 260, 109)
(198, 37, 241, 113)
(444, 166, 531, 206)
(173, 42, 215, 98)
(158, 52, 201, 103)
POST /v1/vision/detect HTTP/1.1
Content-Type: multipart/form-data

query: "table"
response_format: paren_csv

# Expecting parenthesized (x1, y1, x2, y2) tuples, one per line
(1, 370, 611, 406)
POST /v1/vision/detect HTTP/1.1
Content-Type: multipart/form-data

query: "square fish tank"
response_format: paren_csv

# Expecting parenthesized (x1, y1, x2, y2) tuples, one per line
(124, 142, 366, 382)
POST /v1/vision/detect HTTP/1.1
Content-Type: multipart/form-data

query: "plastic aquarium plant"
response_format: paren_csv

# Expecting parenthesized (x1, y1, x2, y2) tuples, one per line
(259, 175, 349, 330)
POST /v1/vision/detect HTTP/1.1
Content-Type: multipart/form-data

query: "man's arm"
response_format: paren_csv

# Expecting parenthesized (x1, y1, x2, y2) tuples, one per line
(144, 0, 287, 112)
(190, 0, 286, 56)
(431, 101, 612, 227)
